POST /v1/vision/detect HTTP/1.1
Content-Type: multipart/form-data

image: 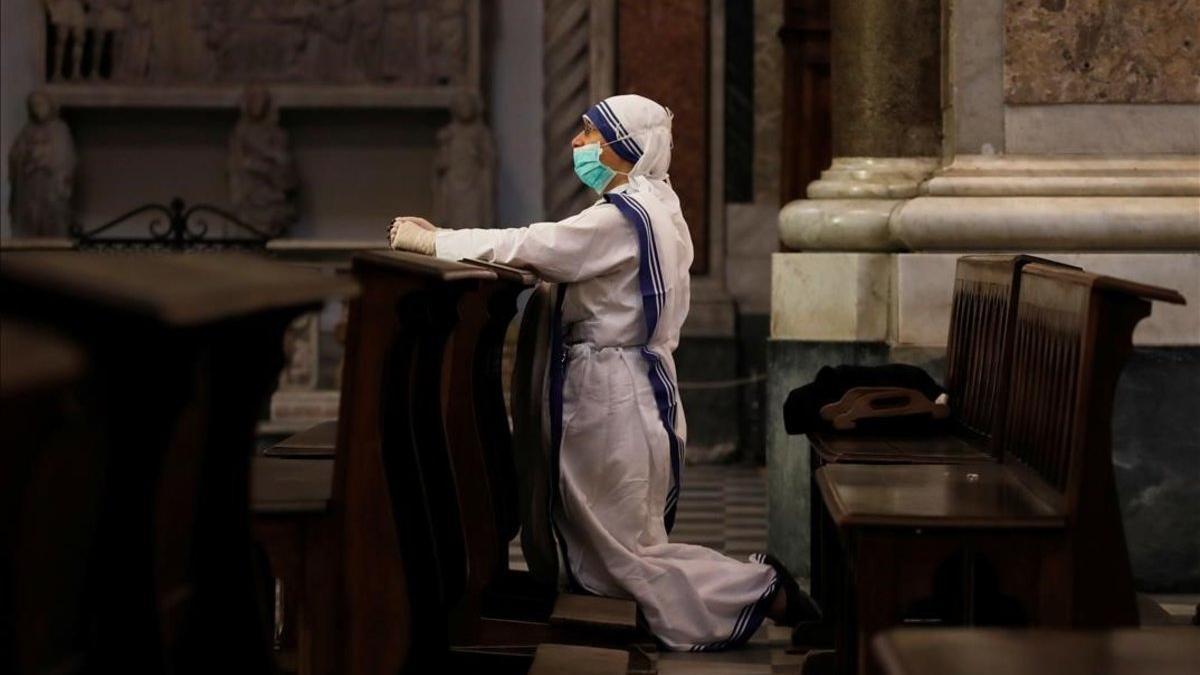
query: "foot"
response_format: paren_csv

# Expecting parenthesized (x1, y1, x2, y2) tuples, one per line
(790, 621, 834, 651)
(755, 553, 822, 626)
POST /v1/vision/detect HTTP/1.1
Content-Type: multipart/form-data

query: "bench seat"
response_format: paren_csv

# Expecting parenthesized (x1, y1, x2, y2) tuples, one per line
(528, 643, 630, 675)
(817, 464, 1064, 530)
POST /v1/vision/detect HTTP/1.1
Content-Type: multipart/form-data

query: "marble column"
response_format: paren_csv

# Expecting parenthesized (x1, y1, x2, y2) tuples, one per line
(617, 0, 711, 273)
(779, 0, 943, 251)
(830, 0, 941, 158)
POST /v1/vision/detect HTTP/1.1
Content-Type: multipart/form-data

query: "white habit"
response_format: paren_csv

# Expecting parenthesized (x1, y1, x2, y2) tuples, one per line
(434, 95, 778, 651)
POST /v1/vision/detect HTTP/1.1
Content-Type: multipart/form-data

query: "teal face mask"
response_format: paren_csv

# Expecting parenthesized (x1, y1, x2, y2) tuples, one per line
(573, 143, 618, 194)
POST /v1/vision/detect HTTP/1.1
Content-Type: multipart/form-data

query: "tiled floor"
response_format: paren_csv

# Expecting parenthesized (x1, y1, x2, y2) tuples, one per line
(509, 464, 1199, 674)
(509, 464, 806, 674)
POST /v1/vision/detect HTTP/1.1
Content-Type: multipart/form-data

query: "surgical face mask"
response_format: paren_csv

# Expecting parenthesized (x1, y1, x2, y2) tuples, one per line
(573, 142, 629, 194)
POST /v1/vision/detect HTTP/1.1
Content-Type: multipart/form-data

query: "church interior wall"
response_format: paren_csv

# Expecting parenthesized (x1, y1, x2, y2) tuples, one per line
(768, 0, 1200, 591)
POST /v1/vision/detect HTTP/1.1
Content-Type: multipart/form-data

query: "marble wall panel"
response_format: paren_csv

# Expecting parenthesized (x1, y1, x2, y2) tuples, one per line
(767, 339, 1200, 590)
(1005, 0, 1200, 104)
(753, 0, 784, 204)
(619, 0, 710, 272)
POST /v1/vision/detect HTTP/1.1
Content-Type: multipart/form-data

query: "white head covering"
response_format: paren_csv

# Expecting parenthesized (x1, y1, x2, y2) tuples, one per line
(582, 94, 674, 191)
(583, 94, 691, 272)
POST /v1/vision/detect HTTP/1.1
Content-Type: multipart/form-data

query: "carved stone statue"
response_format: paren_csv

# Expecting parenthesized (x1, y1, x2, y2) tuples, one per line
(8, 91, 76, 237)
(43, 0, 87, 79)
(278, 312, 319, 390)
(228, 86, 298, 236)
(431, 0, 468, 85)
(433, 93, 495, 229)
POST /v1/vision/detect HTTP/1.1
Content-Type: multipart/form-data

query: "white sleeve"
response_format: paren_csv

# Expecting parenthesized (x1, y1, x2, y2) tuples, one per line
(433, 207, 634, 283)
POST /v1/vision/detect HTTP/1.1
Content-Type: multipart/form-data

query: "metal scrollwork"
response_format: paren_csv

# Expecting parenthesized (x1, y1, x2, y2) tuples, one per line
(71, 197, 271, 251)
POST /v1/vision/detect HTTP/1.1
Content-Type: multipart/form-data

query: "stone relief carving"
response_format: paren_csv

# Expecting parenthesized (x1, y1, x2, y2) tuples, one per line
(41, 0, 470, 85)
(1005, 0, 1200, 104)
(8, 91, 76, 237)
(433, 93, 495, 229)
(278, 311, 320, 391)
(229, 86, 298, 236)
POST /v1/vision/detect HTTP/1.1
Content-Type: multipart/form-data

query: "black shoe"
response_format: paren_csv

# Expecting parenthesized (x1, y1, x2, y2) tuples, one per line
(790, 620, 834, 651)
(755, 553, 822, 625)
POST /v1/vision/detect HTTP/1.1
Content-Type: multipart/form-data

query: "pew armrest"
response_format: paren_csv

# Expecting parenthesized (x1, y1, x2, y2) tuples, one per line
(251, 456, 334, 514)
(528, 643, 630, 675)
(549, 593, 638, 632)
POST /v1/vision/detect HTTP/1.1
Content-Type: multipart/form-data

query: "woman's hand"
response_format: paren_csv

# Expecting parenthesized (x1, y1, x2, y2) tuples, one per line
(388, 217, 436, 255)
(403, 216, 437, 231)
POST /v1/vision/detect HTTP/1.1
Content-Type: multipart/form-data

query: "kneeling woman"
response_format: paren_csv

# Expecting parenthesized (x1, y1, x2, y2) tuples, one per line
(388, 94, 819, 650)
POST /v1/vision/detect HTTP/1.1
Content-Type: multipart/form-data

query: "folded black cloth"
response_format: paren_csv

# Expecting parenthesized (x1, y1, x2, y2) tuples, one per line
(783, 363, 945, 435)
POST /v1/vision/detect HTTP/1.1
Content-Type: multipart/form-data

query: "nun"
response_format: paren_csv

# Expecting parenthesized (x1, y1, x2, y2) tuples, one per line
(387, 94, 819, 651)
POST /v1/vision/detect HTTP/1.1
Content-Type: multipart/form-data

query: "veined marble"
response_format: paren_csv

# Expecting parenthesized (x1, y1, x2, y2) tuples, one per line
(1004, 0, 1200, 104)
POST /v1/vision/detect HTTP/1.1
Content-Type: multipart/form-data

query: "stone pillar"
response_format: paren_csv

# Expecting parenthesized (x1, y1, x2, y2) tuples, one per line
(617, 0, 712, 273)
(830, 0, 941, 158)
(778, 0, 942, 252)
(543, 0, 615, 221)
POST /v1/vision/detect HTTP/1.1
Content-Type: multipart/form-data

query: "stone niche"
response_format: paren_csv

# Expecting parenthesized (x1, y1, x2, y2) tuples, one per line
(13, 0, 490, 240)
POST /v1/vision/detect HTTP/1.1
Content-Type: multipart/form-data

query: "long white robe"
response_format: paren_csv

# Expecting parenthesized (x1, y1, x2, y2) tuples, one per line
(435, 182, 778, 651)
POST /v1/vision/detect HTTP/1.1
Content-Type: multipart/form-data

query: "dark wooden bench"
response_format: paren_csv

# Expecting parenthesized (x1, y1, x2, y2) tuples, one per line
(252, 252, 631, 674)
(801, 255, 1071, 647)
(814, 263, 1185, 674)
(872, 627, 1200, 675)
(2, 320, 90, 675)
(1, 251, 352, 674)
(365, 254, 641, 657)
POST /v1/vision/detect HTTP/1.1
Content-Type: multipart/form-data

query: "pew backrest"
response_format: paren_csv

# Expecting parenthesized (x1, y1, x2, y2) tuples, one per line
(510, 282, 561, 587)
(334, 251, 497, 671)
(997, 263, 1184, 626)
(2, 320, 92, 675)
(944, 255, 1077, 443)
(998, 264, 1184, 510)
(459, 259, 539, 564)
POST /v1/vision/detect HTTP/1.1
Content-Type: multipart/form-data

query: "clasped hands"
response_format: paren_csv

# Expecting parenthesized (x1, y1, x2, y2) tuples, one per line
(388, 216, 438, 255)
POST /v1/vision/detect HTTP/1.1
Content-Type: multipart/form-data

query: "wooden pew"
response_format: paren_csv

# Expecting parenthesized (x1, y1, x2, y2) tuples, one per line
(872, 627, 1200, 675)
(808, 255, 1075, 464)
(511, 283, 559, 586)
(801, 255, 1071, 647)
(2, 320, 91, 675)
(0, 252, 353, 675)
(813, 263, 1185, 674)
(255, 251, 629, 674)
(432, 271, 645, 655)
